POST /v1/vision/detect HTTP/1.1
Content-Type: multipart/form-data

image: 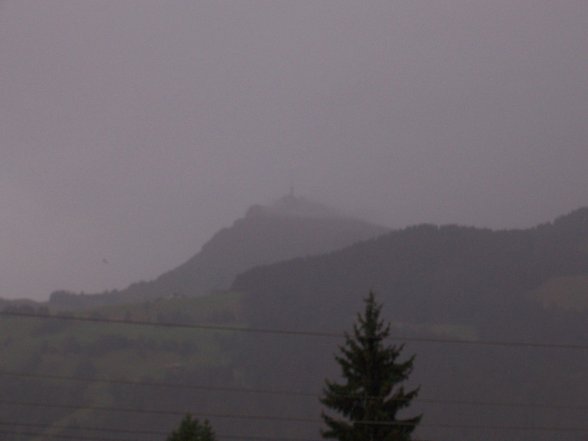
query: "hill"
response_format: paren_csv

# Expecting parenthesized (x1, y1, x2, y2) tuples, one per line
(235, 207, 588, 333)
(48, 195, 387, 310)
(229, 207, 588, 441)
(3, 207, 588, 441)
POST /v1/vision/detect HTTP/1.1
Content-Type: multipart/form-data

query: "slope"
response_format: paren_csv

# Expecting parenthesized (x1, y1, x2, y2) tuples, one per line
(48, 195, 387, 310)
(229, 207, 588, 441)
(4, 208, 588, 441)
(234, 207, 588, 337)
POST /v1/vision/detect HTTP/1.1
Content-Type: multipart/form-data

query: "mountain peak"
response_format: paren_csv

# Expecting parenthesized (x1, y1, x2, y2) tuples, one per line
(246, 195, 342, 220)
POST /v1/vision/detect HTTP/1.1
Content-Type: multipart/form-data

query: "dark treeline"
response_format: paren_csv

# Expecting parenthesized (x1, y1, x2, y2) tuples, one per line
(231, 207, 588, 441)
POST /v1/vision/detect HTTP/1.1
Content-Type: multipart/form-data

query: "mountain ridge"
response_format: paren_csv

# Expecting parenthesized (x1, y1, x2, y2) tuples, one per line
(3, 206, 588, 441)
(233, 205, 588, 334)
(47, 196, 387, 309)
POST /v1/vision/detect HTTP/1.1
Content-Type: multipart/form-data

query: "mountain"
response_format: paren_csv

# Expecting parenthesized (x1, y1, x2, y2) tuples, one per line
(48, 195, 387, 309)
(5, 207, 588, 441)
(234, 207, 588, 332)
(228, 207, 588, 441)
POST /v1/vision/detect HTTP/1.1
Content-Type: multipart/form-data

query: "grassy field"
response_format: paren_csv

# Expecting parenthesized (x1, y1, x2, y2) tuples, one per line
(1, 291, 244, 376)
(533, 275, 588, 311)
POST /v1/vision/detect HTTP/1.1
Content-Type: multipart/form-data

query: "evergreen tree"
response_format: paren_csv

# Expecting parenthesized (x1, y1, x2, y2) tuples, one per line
(321, 292, 421, 441)
(167, 415, 216, 441)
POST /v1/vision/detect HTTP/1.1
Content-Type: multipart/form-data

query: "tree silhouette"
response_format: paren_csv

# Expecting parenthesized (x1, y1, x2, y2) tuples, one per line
(167, 415, 216, 441)
(321, 292, 421, 441)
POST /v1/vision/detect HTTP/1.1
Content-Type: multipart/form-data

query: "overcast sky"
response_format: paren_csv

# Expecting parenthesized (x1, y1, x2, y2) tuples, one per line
(1, 1, 587, 300)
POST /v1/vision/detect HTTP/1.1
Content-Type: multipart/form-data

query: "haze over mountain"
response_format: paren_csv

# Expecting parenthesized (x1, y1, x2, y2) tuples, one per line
(1, 0, 587, 438)
(3, 206, 588, 441)
(230, 206, 588, 441)
(2, 1, 587, 300)
(236, 206, 588, 333)
(48, 195, 387, 309)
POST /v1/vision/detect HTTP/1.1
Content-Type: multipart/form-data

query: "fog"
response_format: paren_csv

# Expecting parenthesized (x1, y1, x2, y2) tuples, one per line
(1, 0, 587, 299)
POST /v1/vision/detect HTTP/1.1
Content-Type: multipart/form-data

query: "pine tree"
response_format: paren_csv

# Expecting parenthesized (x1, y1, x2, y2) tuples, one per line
(167, 415, 216, 441)
(321, 292, 421, 441)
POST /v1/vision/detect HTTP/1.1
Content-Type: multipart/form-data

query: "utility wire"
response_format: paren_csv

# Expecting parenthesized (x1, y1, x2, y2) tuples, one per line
(0, 310, 339, 337)
(0, 421, 324, 441)
(0, 429, 139, 441)
(0, 421, 168, 437)
(0, 398, 317, 422)
(2, 370, 586, 411)
(1, 310, 587, 350)
(0, 428, 434, 441)
(2, 399, 588, 433)
(0, 423, 438, 441)
(1, 369, 314, 397)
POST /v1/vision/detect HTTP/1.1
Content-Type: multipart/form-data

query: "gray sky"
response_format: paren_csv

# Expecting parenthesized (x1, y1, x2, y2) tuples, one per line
(1, 1, 587, 300)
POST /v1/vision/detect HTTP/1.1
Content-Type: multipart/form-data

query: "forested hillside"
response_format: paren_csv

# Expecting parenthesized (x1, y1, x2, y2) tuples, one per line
(236, 207, 588, 339)
(2, 208, 588, 441)
(231, 207, 588, 441)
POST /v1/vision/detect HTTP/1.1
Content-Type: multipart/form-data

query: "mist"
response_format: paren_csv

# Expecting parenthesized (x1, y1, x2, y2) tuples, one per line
(1, 0, 587, 299)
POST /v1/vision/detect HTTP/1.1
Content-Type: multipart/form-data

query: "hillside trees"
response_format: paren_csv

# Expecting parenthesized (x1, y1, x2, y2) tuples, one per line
(321, 292, 421, 441)
(166, 415, 216, 441)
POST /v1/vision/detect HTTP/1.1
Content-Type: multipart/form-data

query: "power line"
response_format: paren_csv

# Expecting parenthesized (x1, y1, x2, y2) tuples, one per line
(2, 369, 587, 411)
(1, 309, 587, 350)
(0, 310, 340, 337)
(0, 423, 436, 441)
(2, 399, 588, 433)
(1, 369, 315, 397)
(0, 421, 168, 437)
(0, 428, 139, 441)
(0, 398, 317, 423)
(0, 431, 432, 441)
(421, 422, 588, 433)
(0, 421, 322, 441)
